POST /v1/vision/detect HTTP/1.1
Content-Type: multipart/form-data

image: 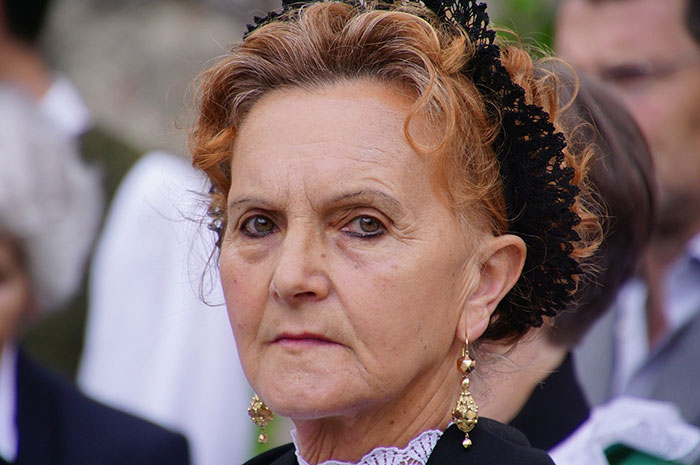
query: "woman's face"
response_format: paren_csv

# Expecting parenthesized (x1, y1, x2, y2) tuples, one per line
(219, 80, 482, 420)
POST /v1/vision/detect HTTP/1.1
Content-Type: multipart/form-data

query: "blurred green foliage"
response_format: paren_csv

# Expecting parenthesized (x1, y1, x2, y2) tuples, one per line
(491, 0, 556, 53)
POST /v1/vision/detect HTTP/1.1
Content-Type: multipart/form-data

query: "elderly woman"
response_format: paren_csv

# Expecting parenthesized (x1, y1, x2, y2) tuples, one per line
(190, 0, 598, 463)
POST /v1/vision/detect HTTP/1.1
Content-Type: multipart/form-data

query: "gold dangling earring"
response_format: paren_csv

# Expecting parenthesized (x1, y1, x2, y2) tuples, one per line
(451, 342, 478, 448)
(248, 394, 274, 444)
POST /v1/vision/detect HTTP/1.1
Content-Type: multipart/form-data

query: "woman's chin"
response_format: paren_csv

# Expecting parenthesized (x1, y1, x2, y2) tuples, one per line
(261, 378, 374, 422)
(264, 385, 348, 419)
(250, 348, 362, 414)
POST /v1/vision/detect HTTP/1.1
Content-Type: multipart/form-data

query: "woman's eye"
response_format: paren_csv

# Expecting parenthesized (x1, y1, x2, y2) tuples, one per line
(241, 215, 277, 237)
(342, 216, 386, 238)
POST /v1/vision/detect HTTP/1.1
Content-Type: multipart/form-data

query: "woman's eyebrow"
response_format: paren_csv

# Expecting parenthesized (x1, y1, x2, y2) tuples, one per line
(326, 190, 405, 216)
(227, 197, 277, 213)
(227, 190, 406, 217)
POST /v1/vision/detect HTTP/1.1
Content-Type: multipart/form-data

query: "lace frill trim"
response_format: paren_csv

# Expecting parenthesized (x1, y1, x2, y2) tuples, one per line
(292, 428, 443, 465)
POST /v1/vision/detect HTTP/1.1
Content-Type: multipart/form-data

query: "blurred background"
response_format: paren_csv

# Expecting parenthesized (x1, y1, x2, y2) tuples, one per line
(41, 0, 556, 159)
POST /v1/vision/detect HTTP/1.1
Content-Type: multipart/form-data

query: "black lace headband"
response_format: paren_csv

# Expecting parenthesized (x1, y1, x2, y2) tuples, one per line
(242, 0, 582, 335)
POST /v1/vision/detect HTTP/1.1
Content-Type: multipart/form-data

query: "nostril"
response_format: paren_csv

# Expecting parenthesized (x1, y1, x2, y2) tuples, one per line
(294, 291, 317, 300)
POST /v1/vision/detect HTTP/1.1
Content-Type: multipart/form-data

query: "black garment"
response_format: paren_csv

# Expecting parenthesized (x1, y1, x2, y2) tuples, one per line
(509, 353, 590, 450)
(244, 419, 554, 465)
(12, 349, 190, 465)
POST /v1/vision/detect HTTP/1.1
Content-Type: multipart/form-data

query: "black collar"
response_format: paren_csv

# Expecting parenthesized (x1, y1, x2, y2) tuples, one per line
(247, 419, 554, 465)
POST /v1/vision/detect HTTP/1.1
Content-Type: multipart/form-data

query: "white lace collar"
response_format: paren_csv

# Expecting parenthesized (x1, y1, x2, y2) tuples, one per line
(291, 428, 443, 465)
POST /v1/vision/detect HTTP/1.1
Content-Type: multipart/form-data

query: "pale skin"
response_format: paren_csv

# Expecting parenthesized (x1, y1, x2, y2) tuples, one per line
(556, 0, 700, 346)
(218, 80, 525, 463)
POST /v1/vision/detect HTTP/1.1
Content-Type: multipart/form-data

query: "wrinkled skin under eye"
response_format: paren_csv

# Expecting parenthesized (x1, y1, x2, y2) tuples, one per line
(342, 216, 386, 238)
(242, 215, 277, 237)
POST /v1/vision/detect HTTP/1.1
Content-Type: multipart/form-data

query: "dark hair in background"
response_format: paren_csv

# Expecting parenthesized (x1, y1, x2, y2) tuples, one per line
(687, 0, 700, 45)
(546, 64, 657, 347)
(3, 0, 53, 44)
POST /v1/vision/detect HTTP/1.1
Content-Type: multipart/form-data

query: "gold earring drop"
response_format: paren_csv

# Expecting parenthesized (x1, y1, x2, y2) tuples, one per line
(451, 343, 478, 448)
(248, 394, 274, 443)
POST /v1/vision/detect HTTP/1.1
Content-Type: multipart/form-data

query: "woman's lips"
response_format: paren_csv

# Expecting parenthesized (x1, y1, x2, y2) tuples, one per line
(272, 333, 339, 347)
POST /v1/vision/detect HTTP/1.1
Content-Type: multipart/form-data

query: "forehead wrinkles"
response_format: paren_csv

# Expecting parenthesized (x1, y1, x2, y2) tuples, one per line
(232, 129, 411, 178)
(231, 144, 416, 219)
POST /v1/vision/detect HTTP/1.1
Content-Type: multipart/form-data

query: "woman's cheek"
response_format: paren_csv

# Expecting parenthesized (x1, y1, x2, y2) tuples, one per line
(226, 278, 263, 327)
(220, 260, 260, 333)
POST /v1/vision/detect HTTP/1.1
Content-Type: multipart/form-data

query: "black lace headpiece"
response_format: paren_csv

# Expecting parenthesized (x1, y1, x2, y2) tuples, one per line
(244, 0, 582, 336)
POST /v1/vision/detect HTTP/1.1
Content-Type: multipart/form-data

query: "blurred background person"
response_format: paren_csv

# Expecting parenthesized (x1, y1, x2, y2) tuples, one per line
(556, 0, 700, 427)
(2, 0, 258, 463)
(0, 0, 88, 138)
(0, 86, 190, 465)
(0, 0, 141, 377)
(474, 65, 700, 464)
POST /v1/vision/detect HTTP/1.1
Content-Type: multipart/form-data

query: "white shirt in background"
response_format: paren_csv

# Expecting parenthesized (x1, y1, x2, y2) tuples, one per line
(38, 75, 91, 139)
(79, 152, 258, 465)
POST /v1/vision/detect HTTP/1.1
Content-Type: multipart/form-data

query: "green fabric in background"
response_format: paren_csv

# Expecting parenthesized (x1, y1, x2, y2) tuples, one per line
(605, 444, 683, 465)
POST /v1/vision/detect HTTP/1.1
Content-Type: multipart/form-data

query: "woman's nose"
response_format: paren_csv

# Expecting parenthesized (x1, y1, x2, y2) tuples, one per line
(269, 230, 331, 305)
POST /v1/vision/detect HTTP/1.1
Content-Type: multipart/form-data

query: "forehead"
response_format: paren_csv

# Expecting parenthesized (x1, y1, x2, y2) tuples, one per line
(230, 80, 429, 191)
(236, 80, 414, 143)
(556, 0, 696, 69)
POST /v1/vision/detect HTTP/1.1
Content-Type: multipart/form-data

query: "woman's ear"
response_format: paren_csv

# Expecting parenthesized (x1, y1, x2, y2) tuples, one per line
(457, 234, 526, 343)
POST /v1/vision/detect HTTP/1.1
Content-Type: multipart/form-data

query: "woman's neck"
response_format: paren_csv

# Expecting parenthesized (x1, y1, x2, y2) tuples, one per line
(291, 353, 459, 464)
